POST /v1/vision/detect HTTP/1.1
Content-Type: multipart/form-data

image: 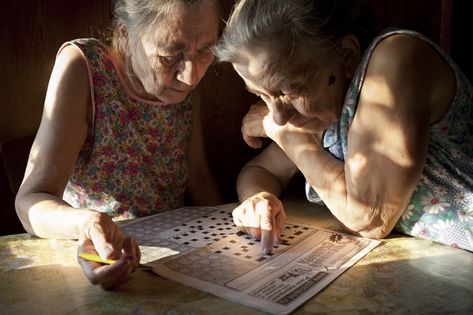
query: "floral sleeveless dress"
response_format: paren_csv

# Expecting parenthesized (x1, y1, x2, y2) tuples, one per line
(306, 30, 473, 251)
(62, 39, 193, 220)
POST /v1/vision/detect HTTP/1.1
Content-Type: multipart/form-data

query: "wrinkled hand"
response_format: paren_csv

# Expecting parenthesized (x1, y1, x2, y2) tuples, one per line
(242, 101, 325, 149)
(233, 192, 286, 255)
(77, 212, 140, 290)
(241, 101, 270, 149)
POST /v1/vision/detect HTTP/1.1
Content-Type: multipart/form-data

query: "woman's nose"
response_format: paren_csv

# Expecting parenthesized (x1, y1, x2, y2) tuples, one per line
(177, 58, 198, 86)
(270, 98, 295, 125)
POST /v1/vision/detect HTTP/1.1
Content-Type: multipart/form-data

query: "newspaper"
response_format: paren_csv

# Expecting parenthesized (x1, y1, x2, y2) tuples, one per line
(121, 206, 381, 314)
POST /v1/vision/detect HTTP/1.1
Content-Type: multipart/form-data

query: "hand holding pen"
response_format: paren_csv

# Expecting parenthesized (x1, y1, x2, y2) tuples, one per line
(77, 212, 141, 290)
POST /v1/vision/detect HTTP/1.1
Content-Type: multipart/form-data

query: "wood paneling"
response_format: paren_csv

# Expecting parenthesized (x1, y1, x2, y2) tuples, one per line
(366, 0, 452, 51)
(451, 1, 473, 82)
(0, 0, 111, 141)
(199, 62, 259, 201)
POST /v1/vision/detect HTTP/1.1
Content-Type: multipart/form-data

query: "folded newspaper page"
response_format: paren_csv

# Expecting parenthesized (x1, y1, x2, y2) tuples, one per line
(121, 206, 381, 314)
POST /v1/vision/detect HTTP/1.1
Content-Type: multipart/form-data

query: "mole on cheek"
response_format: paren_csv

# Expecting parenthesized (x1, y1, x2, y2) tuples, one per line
(328, 75, 336, 86)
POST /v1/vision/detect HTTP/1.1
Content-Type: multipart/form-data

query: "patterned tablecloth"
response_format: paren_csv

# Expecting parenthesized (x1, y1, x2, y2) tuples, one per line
(1, 200, 472, 315)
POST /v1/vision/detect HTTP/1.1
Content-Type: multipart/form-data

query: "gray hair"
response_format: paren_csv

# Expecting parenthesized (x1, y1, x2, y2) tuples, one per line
(112, 0, 220, 53)
(111, 0, 220, 95)
(215, 0, 373, 76)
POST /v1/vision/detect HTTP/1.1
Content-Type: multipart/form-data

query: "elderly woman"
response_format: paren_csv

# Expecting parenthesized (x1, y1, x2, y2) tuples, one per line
(16, 0, 223, 289)
(216, 0, 473, 253)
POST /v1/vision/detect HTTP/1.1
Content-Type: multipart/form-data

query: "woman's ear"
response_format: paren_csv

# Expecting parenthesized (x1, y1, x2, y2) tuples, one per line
(340, 35, 360, 78)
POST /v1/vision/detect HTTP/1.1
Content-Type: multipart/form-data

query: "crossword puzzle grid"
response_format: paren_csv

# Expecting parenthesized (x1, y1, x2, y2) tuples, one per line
(158, 209, 235, 248)
(210, 224, 313, 263)
(162, 223, 315, 286)
(121, 207, 237, 258)
(122, 206, 317, 279)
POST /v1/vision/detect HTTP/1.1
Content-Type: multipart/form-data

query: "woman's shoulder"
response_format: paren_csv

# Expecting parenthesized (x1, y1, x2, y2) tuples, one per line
(57, 38, 121, 84)
(54, 43, 89, 79)
(363, 29, 451, 86)
(363, 29, 456, 123)
(58, 38, 112, 63)
(365, 29, 455, 77)
(67, 38, 109, 50)
(368, 31, 438, 71)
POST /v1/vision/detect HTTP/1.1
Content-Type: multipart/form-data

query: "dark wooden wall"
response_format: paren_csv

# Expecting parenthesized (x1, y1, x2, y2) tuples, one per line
(367, 0, 452, 51)
(451, 1, 473, 82)
(0, 1, 112, 141)
(1, 0, 471, 235)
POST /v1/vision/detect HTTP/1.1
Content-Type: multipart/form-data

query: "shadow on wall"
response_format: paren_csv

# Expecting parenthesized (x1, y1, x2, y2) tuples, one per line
(0, 1, 112, 142)
(0, 135, 34, 235)
(451, 1, 473, 82)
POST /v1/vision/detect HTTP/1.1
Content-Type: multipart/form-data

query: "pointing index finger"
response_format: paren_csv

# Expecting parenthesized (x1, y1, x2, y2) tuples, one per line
(257, 201, 275, 255)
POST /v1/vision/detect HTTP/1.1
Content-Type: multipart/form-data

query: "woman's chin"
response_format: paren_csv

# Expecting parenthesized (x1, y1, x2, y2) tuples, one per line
(152, 89, 190, 104)
(167, 95, 189, 104)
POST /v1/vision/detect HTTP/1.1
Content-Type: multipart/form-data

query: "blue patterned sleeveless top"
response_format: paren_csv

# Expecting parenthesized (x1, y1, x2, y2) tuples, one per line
(62, 39, 193, 220)
(306, 30, 473, 251)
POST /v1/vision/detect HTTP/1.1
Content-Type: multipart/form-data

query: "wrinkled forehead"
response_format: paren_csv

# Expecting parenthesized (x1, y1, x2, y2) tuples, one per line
(233, 48, 311, 91)
(144, 1, 220, 52)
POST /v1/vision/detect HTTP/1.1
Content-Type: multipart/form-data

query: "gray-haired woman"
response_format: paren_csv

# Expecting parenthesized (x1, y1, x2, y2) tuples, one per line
(16, 0, 224, 289)
(217, 0, 473, 253)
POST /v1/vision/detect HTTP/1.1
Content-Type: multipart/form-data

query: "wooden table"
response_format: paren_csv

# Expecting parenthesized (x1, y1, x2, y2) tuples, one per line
(1, 199, 472, 314)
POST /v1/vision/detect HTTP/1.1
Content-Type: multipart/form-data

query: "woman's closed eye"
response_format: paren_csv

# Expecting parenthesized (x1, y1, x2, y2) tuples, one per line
(198, 45, 212, 54)
(197, 46, 215, 62)
(280, 84, 304, 97)
(157, 53, 183, 68)
(158, 47, 213, 68)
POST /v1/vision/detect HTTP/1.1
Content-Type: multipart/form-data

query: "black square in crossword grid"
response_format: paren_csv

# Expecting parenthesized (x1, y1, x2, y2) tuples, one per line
(157, 209, 236, 247)
(122, 206, 223, 240)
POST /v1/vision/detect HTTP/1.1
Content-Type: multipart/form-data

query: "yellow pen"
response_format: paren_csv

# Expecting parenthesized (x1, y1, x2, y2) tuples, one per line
(79, 252, 153, 270)
(79, 252, 117, 265)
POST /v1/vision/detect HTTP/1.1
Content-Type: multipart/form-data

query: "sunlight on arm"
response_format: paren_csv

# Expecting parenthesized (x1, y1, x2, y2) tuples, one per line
(347, 152, 368, 178)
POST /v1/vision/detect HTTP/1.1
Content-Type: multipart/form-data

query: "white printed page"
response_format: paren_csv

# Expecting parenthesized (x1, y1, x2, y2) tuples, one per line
(121, 206, 381, 314)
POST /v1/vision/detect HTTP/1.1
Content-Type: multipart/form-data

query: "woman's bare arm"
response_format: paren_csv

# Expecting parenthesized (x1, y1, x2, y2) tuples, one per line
(15, 44, 98, 239)
(277, 35, 455, 238)
(237, 142, 299, 201)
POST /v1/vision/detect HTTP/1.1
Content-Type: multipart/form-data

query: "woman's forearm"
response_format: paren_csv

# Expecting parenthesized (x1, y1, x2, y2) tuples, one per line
(237, 164, 283, 202)
(276, 132, 380, 232)
(285, 135, 348, 214)
(284, 134, 404, 237)
(15, 191, 96, 239)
